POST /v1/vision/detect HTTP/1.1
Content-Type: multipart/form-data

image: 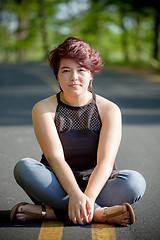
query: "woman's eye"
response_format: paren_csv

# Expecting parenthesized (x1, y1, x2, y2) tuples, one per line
(79, 69, 85, 72)
(62, 69, 70, 73)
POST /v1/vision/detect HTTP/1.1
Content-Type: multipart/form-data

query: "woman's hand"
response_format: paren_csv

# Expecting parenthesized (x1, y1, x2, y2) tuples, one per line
(68, 189, 94, 225)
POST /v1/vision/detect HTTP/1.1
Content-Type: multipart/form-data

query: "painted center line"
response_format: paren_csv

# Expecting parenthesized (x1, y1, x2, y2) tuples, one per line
(92, 223, 116, 240)
(38, 221, 116, 240)
(38, 221, 64, 240)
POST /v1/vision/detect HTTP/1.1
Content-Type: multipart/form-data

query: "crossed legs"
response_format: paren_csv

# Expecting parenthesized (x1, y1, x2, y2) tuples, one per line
(12, 158, 146, 225)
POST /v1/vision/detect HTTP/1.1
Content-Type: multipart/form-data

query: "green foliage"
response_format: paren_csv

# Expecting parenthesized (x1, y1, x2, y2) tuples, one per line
(0, 0, 159, 70)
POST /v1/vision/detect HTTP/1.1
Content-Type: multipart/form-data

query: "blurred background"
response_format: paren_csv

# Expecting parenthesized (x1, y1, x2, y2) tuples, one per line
(0, 0, 160, 71)
(0, 3, 160, 239)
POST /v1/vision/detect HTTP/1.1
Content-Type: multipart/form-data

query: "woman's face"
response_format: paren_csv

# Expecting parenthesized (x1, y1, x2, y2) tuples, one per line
(57, 58, 92, 95)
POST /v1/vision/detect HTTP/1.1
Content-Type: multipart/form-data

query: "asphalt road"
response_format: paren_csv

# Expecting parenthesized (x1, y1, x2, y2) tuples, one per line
(0, 63, 160, 240)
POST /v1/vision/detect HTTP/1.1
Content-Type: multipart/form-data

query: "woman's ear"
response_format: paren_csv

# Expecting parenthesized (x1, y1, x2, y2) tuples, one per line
(88, 79, 93, 91)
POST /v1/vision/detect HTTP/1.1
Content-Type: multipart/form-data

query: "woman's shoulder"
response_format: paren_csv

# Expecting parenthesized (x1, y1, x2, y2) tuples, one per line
(95, 94, 121, 120)
(32, 94, 58, 116)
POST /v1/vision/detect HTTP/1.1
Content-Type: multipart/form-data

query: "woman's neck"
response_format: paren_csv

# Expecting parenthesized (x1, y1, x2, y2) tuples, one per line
(60, 91, 92, 107)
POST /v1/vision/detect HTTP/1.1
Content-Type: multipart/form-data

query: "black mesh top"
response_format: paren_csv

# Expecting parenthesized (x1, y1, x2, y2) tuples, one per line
(41, 91, 102, 187)
(55, 92, 102, 132)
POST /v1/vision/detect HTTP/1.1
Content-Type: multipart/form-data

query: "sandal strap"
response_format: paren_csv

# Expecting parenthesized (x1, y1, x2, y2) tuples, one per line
(102, 207, 108, 217)
(21, 203, 47, 219)
(102, 206, 125, 223)
(102, 207, 108, 222)
(41, 203, 47, 219)
(102, 203, 135, 225)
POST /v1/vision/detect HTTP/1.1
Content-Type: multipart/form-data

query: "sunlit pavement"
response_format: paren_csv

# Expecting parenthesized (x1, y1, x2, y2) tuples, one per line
(0, 63, 160, 240)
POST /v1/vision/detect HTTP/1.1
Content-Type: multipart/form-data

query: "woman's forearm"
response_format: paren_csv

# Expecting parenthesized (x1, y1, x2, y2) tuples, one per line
(84, 161, 113, 202)
(48, 156, 81, 196)
(48, 156, 93, 224)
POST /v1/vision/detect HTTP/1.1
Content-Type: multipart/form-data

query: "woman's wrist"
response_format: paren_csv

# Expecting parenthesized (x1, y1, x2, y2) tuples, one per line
(68, 186, 82, 197)
(84, 190, 96, 204)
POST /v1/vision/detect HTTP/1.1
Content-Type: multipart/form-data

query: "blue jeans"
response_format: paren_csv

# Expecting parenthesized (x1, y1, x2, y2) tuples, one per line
(14, 158, 146, 212)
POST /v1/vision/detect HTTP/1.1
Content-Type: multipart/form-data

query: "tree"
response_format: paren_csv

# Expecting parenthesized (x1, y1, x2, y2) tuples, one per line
(0, 0, 159, 66)
(125, 0, 160, 63)
(38, 0, 49, 59)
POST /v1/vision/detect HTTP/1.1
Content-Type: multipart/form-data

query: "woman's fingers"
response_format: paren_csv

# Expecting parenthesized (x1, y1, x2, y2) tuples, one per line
(69, 207, 91, 225)
(86, 200, 93, 222)
(76, 206, 84, 225)
(71, 212, 77, 224)
(68, 202, 72, 221)
(75, 202, 93, 224)
(69, 205, 82, 225)
(72, 205, 87, 225)
(68, 205, 77, 224)
(68, 191, 93, 225)
(80, 204, 88, 224)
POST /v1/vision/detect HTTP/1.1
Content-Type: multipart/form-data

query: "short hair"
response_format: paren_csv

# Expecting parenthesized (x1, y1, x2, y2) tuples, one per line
(48, 36, 103, 80)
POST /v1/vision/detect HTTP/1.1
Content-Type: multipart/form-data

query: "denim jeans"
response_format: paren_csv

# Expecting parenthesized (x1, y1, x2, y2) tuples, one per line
(14, 158, 146, 212)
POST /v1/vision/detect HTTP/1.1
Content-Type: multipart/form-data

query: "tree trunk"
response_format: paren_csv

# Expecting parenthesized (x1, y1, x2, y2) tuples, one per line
(153, 10, 160, 61)
(119, 9, 129, 63)
(38, 0, 49, 59)
(135, 15, 142, 61)
(17, 15, 28, 61)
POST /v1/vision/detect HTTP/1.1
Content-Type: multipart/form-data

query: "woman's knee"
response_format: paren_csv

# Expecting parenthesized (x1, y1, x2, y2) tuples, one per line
(14, 158, 37, 185)
(122, 170, 146, 203)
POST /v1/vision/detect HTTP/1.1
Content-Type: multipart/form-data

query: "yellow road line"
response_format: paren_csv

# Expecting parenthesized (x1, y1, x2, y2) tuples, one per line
(38, 221, 116, 240)
(38, 221, 64, 240)
(92, 223, 116, 240)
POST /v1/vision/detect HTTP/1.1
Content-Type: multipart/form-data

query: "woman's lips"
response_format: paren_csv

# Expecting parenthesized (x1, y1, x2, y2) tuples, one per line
(69, 84, 81, 88)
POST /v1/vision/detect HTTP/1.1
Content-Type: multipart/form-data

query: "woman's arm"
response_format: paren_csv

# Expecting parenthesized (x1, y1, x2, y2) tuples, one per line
(84, 96, 122, 207)
(32, 96, 91, 224)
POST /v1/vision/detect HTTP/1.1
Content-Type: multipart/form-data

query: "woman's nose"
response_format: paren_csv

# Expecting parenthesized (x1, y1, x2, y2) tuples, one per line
(71, 71, 78, 81)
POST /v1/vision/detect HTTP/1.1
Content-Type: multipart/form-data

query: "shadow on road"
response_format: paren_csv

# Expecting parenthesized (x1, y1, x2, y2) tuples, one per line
(0, 210, 42, 228)
(0, 210, 91, 228)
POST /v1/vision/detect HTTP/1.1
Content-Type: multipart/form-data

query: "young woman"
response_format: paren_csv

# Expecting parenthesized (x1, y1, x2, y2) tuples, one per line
(10, 37, 146, 226)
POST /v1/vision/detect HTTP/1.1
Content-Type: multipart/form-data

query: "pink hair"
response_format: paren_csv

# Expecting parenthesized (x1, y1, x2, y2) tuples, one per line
(48, 36, 103, 80)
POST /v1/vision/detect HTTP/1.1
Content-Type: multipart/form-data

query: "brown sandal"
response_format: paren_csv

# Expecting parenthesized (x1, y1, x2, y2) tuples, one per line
(123, 202, 135, 225)
(102, 202, 135, 225)
(10, 202, 47, 222)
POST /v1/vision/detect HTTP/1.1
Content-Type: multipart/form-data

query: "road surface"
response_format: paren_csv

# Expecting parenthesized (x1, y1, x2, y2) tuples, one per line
(0, 63, 160, 240)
